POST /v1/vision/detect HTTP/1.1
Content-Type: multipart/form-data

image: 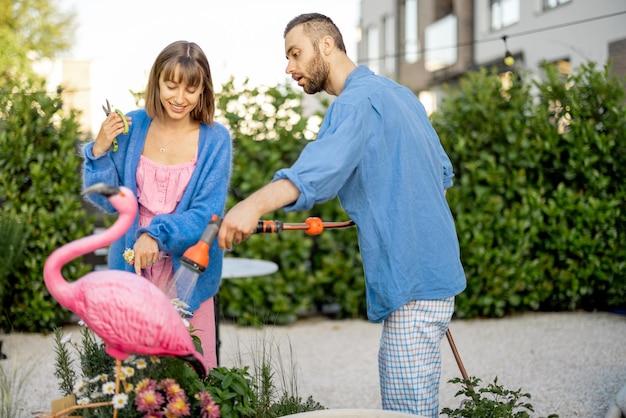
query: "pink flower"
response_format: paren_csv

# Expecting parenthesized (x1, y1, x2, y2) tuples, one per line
(159, 379, 184, 401)
(165, 394, 190, 417)
(202, 400, 220, 418)
(195, 391, 220, 418)
(135, 378, 157, 393)
(135, 388, 164, 413)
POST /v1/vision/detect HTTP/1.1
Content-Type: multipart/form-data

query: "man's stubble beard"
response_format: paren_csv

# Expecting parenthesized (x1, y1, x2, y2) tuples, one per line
(303, 51, 330, 95)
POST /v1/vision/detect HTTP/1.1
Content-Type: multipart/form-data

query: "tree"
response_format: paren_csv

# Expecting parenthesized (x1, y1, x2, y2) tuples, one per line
(0, 0, 76, 80)
(0, 0, 84, 332)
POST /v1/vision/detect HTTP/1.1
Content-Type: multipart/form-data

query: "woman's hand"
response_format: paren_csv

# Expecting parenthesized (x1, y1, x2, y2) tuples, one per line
(92, 112, 132, 157)
(132, 233, 160, 275)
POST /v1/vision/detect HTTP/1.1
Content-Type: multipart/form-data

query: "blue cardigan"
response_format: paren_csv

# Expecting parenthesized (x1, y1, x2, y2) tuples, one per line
(275, 66, 466, 322)
(82, 109, 232, 311)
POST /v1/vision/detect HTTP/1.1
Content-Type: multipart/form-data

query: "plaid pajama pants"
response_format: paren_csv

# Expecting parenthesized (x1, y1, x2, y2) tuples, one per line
(379, 297, 455, 418)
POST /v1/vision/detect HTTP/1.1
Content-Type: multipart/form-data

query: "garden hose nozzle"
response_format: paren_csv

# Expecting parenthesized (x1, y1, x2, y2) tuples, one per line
(180, 215, 222, 273)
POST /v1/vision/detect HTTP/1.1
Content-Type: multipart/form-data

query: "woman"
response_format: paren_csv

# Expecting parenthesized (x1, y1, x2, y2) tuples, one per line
(83, 40, 232, 370)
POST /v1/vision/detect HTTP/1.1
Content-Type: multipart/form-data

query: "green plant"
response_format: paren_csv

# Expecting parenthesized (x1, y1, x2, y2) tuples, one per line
(52, 327, 76, 397)
(432, 63, 626, 318)
(441, 376, 559, 418)
(53, 326, 231, 417)
(268, 394, 325, 416)
(0, 352, 38, 418)
(0, 77, 94, 332)
(234, 327, 325, 417)
(206, 366, 256, 418)
(0, 212, 27, 311)
(52, 324, 326, 417)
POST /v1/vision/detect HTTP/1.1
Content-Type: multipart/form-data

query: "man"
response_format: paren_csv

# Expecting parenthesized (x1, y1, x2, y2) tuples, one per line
(217, 13, 466, 417)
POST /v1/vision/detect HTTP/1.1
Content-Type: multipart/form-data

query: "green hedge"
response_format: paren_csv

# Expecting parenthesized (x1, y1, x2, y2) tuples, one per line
(432, 63, 626, 318)
(0, 79, 93, 332)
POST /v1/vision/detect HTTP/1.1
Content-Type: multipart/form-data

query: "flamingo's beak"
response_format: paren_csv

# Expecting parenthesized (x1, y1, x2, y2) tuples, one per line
(82, 183, 120, 197)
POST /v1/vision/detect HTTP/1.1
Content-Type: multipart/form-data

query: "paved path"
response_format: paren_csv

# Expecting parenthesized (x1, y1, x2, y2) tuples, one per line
(1, 311, 625, 417)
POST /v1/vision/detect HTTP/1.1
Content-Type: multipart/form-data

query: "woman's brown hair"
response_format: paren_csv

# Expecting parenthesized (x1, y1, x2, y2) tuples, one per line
(145, 41, 215, 125)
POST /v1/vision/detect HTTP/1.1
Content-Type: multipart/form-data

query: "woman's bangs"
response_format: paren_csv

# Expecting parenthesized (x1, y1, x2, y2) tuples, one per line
(162, 58, 203, 88)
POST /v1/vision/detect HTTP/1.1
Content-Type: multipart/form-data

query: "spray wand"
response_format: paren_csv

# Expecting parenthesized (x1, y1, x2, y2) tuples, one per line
(181, 216, 354, 272)
(255, 217, 355, 235)
(171, 216, 354, 306)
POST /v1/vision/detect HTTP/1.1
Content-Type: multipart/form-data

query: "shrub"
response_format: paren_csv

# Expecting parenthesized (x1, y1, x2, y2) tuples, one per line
(0, 78, 94, 331)
(432, 63, 626, 317)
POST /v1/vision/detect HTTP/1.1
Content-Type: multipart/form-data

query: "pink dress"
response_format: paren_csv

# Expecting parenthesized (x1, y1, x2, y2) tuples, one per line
(136, 155, 217, 369)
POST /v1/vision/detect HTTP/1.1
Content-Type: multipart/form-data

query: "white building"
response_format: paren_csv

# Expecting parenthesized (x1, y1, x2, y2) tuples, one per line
(358, 0, 626, 111)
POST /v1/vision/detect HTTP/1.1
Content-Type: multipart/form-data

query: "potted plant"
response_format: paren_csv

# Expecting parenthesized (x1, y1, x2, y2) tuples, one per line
(51, 324, 325, 418)
(441, 376, 559, 418)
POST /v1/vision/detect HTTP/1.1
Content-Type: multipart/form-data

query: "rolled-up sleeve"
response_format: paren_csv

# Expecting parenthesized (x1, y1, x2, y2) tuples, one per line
(273, 101, 378, 211)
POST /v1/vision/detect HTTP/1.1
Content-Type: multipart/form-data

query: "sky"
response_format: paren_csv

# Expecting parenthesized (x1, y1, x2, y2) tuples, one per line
(58, 0, 360, 129)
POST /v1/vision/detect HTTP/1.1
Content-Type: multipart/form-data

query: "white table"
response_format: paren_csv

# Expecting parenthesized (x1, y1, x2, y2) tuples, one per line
(222, 257, 278, 279)
(215, 257, 279, 364)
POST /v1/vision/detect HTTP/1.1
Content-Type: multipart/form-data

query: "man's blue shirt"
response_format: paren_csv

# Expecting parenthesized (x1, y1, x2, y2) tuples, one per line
(274, 66, 466, 322)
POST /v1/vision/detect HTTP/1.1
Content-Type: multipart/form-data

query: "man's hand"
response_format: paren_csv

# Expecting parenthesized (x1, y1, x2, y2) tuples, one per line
(218, 179, 301, 250)
(218, 200, 262, 250)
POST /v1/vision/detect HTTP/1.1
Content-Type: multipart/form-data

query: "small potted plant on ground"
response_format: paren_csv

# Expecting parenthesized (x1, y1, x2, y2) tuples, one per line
(441, 376, 559, 418)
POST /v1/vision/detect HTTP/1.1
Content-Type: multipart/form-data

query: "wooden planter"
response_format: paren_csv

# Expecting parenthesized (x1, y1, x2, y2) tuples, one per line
(50, 395, 83, 417)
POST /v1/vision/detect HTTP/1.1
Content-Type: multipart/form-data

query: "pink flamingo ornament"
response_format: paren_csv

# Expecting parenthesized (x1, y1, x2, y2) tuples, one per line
(43, 183, 206, 416)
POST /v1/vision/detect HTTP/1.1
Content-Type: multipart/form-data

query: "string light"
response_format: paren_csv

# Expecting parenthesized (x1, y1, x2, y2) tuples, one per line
(502, 36, 515, 67)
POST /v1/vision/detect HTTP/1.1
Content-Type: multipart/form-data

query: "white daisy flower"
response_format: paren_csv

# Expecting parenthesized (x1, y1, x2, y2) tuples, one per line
(122, 248, 135, 264)
(111, 393, 128, 409)
(102, 381, 116, 395)
(134, 358, 148, 370)
(123, 366, 135, 378)
(73, 378, 88, 395)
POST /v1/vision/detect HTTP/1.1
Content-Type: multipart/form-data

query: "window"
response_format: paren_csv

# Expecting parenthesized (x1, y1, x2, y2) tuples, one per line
(491, 0, 520, 31)
(404, 0, 419, 63)
(425, 14, 457, 72)
(543, 0, 571, 10)
(367, 25, 380, 74)
(383, 15, 396, 76)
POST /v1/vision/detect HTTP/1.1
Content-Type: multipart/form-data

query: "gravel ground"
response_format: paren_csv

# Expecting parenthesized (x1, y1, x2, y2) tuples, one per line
(1, 311, 625, 417)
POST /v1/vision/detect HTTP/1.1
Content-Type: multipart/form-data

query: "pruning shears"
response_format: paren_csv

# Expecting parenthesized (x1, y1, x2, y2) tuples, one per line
(102, 99, 129, 152)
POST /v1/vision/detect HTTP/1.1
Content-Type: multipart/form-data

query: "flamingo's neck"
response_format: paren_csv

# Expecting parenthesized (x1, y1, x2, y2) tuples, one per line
(43, 205, 136, 307)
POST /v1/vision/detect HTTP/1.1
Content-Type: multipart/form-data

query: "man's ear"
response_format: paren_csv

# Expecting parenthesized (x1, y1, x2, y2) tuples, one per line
(321, 35, 335, 56)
